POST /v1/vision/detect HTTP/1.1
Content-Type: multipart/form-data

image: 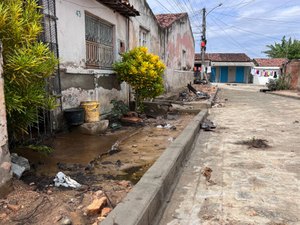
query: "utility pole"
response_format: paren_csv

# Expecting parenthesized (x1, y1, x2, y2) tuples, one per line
(201, 8, 206, 80)
(200, 3, 222, 82)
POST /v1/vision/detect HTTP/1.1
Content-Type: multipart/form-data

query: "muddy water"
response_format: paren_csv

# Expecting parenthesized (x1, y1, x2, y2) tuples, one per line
(13, 128, 134, 176)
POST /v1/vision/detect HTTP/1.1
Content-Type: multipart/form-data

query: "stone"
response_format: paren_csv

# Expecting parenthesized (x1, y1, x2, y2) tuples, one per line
(11, 153, 30, 171)
(60, 217, 72, 225)
(118, 180, 131, 188)
(101, 207, 112, 217)
(7, 204, 21, 211)
(94, 190, 104, 198)
(11, 153, 30, 179)
(78, 120, 109, 135)
(0, 213, 7, 220)
(86, 197, 107, 215)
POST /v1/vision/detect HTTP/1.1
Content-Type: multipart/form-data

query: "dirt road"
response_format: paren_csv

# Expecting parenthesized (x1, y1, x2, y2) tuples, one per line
(159, 85, 300, 225)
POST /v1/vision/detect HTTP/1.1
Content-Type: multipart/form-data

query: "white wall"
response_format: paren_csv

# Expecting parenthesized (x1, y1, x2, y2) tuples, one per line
(252, 67, 281, 85)
(128, 0, 161, 55)
(56, 0, 127, 69)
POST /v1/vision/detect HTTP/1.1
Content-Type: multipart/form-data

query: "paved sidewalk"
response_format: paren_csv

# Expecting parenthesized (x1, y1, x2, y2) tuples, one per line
(159, 86, 300, 225)
(269, 90, 300, 100)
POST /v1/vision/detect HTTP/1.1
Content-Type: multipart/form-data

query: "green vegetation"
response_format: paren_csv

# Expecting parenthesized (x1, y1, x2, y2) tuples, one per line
(266, 74, 291, 91)
(264, 36, 300, 60)
(113, 47, 166, 110)
(0, 0, 58, 138)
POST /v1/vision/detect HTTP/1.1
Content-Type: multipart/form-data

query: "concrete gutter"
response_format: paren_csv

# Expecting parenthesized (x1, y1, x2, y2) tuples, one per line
(267, 91, 300, 100)
(101, 109, 208, 225)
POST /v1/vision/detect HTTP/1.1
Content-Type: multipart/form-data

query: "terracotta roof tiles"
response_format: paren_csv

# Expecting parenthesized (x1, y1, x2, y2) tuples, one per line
(253, 58, 287, 67)
(156, 13, 187, 28)
(195, 53, 251, 62)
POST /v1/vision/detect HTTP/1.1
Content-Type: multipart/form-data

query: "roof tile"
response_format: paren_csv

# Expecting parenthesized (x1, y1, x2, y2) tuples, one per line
(253, 58, 287, 67)
(156, 13, 187, 28)
(195, 53, 251, 62)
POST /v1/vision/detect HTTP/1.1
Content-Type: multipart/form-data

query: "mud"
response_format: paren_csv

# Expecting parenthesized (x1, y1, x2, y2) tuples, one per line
(1, 84, 217, 225)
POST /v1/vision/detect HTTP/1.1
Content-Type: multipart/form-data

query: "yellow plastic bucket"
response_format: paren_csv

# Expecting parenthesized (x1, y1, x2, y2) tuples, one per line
(80, 101, 100, 123)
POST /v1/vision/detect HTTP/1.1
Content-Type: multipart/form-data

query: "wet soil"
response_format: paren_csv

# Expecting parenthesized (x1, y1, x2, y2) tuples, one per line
(1, 84, 217, 225)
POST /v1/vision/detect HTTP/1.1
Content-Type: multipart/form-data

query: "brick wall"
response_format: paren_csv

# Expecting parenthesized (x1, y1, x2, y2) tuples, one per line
(285, 60, 300, 90)
(0, 41, 12, 197)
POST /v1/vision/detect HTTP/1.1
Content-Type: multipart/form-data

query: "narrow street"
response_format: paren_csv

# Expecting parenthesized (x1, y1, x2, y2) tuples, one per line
(159, 86, 300, 225)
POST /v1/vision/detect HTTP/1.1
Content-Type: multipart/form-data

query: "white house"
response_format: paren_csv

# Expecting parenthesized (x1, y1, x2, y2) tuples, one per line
(49, 0, 195, 125)
(252, 58, 287, 85)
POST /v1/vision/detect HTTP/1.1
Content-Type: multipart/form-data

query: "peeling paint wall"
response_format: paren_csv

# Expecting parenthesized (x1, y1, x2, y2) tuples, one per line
(60, 72, 129, 115)
(128, 0, 162, 56)
(55, 0, 130, 121)
(163, 15, 195, 91)
(0, 42, 12, 197)
(55, 0, 195, 125)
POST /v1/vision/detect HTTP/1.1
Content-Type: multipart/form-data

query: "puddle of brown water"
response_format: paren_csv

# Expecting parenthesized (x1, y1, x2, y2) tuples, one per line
(13, 128, 133, 176)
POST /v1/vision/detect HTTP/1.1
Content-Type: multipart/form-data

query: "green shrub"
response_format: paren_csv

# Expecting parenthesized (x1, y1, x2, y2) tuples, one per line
(113, 47, 166, 110)
(266, 74, 290, 91)
(0, 0, 58, 138)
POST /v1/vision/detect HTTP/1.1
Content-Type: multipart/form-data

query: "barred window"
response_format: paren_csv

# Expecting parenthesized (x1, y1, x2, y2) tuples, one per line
(85, 12, 114, 69)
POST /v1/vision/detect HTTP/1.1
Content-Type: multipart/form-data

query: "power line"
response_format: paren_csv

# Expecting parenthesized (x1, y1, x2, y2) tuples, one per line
(210, 11, 300, 25)
(209, 15, 261, 57)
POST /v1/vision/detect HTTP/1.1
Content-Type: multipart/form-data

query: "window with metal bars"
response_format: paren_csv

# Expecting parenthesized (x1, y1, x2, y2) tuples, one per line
(85, 12, 114, 69)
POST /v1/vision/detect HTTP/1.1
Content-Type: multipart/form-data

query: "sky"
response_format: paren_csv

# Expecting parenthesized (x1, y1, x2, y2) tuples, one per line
(146, 0, 300, 58)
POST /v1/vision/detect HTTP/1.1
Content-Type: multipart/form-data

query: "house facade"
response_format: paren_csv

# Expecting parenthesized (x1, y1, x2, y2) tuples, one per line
(156, 13, 195, 91)
(252, 58, 287, 85)
(195, 53, 253, 83)
(52, 0, 194, 125)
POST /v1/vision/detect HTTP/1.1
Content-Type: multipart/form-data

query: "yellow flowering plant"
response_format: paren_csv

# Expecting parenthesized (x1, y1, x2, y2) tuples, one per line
(113, 47, 166, 110)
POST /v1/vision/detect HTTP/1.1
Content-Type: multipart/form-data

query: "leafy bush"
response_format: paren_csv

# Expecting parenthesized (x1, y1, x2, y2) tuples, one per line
(113, 47, 166, 110)
(266, 74, 290, 91)
(0, 0, 58, 138)
(109, 100, 129, 121)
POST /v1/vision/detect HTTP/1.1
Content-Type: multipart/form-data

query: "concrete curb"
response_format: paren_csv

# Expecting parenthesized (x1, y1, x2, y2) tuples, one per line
(267, 92, 300, 101)
(101, 109, 208, 225)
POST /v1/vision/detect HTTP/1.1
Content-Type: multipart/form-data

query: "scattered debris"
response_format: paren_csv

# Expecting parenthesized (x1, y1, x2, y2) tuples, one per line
(201, 119, 217, 131)
(236, 138, 270, 149)
(60, 217, 72, 225)
(86, 197, 107, 215)
(120, 116, 143, 125)
(156, 123, 176, 130)
(108, 141, 120, 155)
(78, 120, 109, 135)
(101, 207, 112, 217)
(53, 172, 81, 188)
(168, 137, 174, 142)
(201, 167, 213, 181)
(110, 122, 122, 130)
(11, 153, 30, 179)
(187, 83, 210, 99)
(260, 88, 271, 93)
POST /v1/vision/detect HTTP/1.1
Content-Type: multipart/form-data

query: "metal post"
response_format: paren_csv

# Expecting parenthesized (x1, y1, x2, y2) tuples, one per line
(201, 8, 206, 80)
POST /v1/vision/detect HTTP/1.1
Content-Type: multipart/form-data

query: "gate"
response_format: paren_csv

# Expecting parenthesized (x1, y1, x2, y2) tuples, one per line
(23, 0, 61, 143)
